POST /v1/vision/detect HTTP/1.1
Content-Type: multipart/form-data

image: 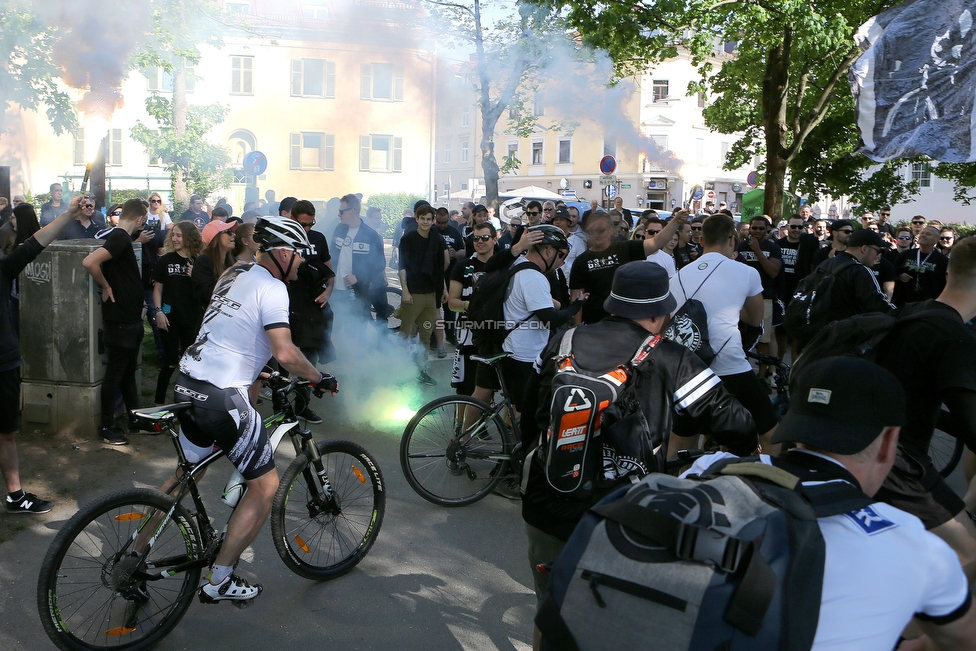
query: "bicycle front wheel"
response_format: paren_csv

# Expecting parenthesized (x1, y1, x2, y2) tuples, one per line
(272, 439, 385, 580)
(37, 489, 202, 651)
(400, 395, 513, 507)
(929, 429, 964, 478)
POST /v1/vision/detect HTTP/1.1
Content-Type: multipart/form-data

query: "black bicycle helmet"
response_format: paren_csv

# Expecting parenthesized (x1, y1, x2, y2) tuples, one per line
(528, 224, 570, 251)
(254, 216, 312, 255)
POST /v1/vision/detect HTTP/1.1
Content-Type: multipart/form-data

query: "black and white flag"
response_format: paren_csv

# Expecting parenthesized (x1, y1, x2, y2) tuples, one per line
(850, 0, 976, 162)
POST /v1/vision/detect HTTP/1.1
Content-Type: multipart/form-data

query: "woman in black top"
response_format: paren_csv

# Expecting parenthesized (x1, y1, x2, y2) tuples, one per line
(152, 222, 204, 404)
(191, 220, 237, 307)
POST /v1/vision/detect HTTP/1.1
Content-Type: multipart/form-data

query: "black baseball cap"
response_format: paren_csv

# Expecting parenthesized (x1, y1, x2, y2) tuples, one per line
(473, 204, 489, 214)
(772, 357, 905, 454)
(848, 229, 888, 248)
(552, 206, 572, 222)
(829, 219, 854, 232)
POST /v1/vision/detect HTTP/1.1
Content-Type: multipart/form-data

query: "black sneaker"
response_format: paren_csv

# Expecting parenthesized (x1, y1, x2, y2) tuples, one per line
(101, 426, 129, 446)
(298, 407, 323, 424)
(6, 492, 54, 514)
(417, 370, 437, 386)
(492, 474, 522, 500)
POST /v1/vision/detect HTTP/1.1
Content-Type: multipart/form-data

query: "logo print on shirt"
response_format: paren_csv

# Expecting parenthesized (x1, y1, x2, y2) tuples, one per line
(563, 388, 592, 412)
(844, 506, 897, 535)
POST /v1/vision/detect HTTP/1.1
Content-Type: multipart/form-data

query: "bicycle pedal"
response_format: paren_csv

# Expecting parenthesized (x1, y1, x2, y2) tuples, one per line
(232, 596, 259, 609)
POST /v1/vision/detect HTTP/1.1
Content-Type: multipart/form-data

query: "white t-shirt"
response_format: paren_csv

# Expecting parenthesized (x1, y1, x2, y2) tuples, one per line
(180, 264, 290, 389)
(503, 258, 554, 362)
(563, 229, 588, 282)
(645, 249, 676, 278)
(670, 251, 763, 377)
(335, 226, 359, 288)
(683, 451, 971, 651)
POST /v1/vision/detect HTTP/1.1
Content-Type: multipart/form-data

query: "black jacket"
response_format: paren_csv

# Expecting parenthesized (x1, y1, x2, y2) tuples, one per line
(520, 316, 758, 540)
(819, 252, 895, 323)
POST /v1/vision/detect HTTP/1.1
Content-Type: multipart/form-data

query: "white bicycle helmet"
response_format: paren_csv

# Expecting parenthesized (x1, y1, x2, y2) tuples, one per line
(254, 216, 312, 255)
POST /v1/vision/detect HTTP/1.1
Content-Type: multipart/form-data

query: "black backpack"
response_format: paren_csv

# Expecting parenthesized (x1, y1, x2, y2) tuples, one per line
(790, 309, 937, 391)
(536, 457, 874, 651)
(664, 260, 725, 365)
(784, 256, 856, 344)
(466, 261, 541, 347)
(538, 328, 663, 501)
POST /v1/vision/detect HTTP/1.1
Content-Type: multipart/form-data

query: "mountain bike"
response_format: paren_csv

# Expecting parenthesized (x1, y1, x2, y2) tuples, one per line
(37, 372, 385, 651)
(400, 352, 519, 506)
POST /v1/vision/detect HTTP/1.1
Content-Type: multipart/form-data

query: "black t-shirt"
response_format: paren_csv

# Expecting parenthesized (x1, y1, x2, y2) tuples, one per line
(870, 256, 897, 289)
(100, 228, 144, 324)
(569, 240, 646, 324)
(776, 233, 819, 302)
(399, 229, 447, 296)
(180, 209, 209, 230)
(893, 248, 949, 306)
(450, 254, 488, 347)
(436, 224, 464, 277)
(875, 300, 976, 461)
(306, 228, 331, 266)
(673, 244, 697, 269)
(153, 252, 200, 328)
(736, 238, 783, 299)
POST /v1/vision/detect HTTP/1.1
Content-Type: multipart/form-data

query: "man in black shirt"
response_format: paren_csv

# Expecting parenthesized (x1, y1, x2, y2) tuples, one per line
(435, 207, 465, 351)
(893, 225, 948, 307)
(447, 222, 496, 396)
(874, 236, 976, 581)
(82, 199, 149, 445)
(776, 213, 819, 356)
(59, 196, 105, 239)
(736, 216, 782, 366)
(569, 210, 688, 324)
(180, 194, 209, 230)
(1, 198, 80, 514)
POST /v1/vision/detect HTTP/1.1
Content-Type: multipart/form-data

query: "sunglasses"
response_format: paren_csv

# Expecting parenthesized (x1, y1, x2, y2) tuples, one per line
(472, 234, 493, 242)
(81, 203, 94, 209)
(788, 225, 805, 229)
(544, 207, 554, 211)
(110, 210, 122, 217)
(647, 229, 662, 235)
(838, 229, 854, 234)
(897, 235, 913, 240)
(940, 236, 953, 241)
(299, 221, 315, 229)
(879, 212, 890, 216)
(691, 226, 702, 231)
(338, 208, 353, 214)
(912, 221, 926, 225)
(525, 211, 540, 216)
(150, 199, 161, 204)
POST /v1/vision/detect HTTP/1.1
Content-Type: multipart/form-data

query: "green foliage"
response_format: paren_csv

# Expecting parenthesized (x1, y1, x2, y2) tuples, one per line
(0, 3, 77, 139)
(108, 189, 149, 205)
(365, 193, 426, 237)
(131, 96, 233, 200)
(932, 163, 976, 206)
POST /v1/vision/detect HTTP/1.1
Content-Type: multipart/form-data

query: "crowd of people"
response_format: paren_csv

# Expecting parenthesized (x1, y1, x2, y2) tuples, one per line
(2, 182, 976, 647)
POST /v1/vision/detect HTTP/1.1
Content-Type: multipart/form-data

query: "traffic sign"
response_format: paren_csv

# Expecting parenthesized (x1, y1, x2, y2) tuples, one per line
(706, 190, 716, 201)
(691, 185, 704, 201)
(560, 189, 577, 199)
(747, 170, 759, 186)
(604, 184, 618, 199)
(731, 182, 743, 193)
(244, 150, 268, 176)
(599, 155, 617, 175)
(599, 174, 618, 186)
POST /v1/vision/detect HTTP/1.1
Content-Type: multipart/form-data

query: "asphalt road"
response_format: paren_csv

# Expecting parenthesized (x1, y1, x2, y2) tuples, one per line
(0, 354, 536, 651)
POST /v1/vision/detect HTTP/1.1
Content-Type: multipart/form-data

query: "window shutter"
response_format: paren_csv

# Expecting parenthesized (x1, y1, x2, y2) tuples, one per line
(361, 64, 371, 99)
(360, 135, 370, 171)
(147, 68, 160, 92)
(290, 133, 301, 169)
(325, 134, 335, 170)
(73, 128, 85, 166)
(111, 129, 123, 165)
(291, 60, 302, 96)
(243, 57, 252, 94)
(325, 61, 336, 98)
(394, 67, 404, 101)
(393, 137, 402, 172)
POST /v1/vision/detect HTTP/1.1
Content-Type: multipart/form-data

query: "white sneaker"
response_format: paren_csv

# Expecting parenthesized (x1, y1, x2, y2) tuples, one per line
(198, 574, 262, 605)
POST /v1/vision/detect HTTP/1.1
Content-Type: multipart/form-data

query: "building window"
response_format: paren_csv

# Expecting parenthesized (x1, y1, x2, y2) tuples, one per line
(291, 59, 335, 98)
(233, 169, 247, 184)
(442, 182, 450, 198)
(302, 1, 331, 18)
(532, 141, 543, 165)
(698, 92, 706, 108)
(359, 134, 403, 172)
(225, 1, 252, 12)
(720, 141, 730, 163)
(290, 132, 334, 170)
(460, 140, 469, 163)
(148, 130, 164, 167)
(695, 138, 705, 164)
(507, 142, 518, 161)
(652, 79, 669, 102)
(558, 138, 571, 164)
(444, 143, 451, 164)
(533, 90, 545, 116)
(461, 106, 469, 128)
(231, 56, 253, 95)
(361, 63, 404, 101)
(912, 162, 932, 188)
(460, 182, 468, 190)
(108, 129, 123, 166)
(146, 66, 195, 93)
(72, 128, 85, 166)
(603, 138, 616, 159)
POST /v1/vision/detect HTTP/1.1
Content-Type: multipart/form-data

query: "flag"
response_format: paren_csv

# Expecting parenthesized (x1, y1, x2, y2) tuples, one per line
(850, 0, 976, 163)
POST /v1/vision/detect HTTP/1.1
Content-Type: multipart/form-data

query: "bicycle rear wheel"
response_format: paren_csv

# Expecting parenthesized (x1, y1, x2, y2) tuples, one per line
(37, 489, 202, 651)
(370, 286, 402, 330)
(929, 429, 964, 478)
(272, 439, 385, 580)
(400, 395, 513, 507)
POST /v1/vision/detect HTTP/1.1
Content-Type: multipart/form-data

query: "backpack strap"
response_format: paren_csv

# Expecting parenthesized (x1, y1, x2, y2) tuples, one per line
(556, 327, 577, 362)
(629, 333, 662, 367)
(536, 594, 582, 651)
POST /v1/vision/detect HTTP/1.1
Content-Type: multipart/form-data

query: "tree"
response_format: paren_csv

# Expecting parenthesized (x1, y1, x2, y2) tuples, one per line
(548, 0, 913, 218)
(0, 3, 76, 144)
(425, 0, 562, 208)
(366, 192, 427, 237)
(131, 96, 233, 207)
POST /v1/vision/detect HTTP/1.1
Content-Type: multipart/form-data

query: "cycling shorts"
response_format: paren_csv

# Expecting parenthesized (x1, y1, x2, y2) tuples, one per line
(874, 447, 965, 530)
(173, 373, 275, 480)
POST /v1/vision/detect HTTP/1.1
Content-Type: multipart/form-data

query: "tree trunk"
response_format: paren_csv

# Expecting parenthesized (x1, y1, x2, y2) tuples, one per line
(761, 27, 792, 221)
(172, 0, 189, 208)
(481, 133, 499, 210)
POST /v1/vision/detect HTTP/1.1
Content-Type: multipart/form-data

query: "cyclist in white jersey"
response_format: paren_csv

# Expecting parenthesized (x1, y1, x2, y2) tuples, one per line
(173, 216, 339, 605)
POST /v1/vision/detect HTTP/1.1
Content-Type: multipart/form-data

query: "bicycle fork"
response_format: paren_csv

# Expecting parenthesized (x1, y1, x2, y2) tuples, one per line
(298, 430, 340, 519)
